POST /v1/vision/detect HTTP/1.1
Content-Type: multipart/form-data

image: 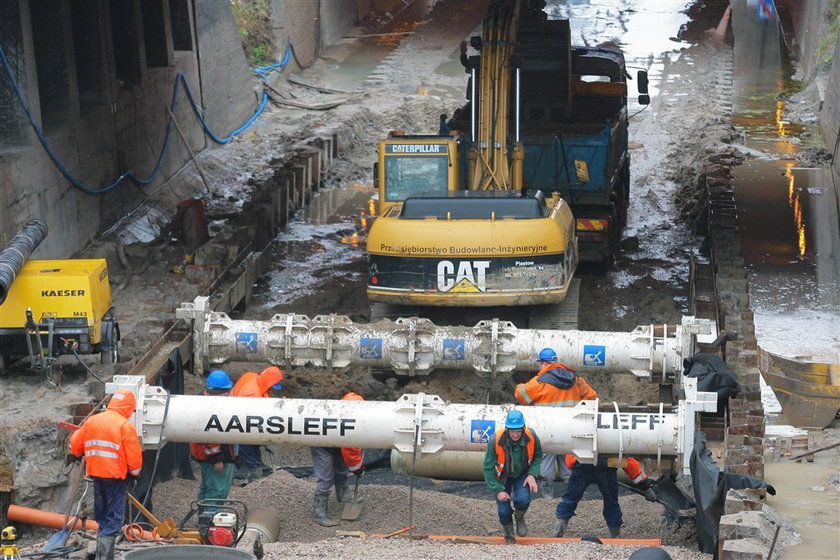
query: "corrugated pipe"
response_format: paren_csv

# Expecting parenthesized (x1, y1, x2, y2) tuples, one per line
(0, 218, 48, 305)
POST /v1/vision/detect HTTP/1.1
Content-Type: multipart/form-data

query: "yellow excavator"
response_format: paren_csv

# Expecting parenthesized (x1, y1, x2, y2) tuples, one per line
(367, 0, 578, 321)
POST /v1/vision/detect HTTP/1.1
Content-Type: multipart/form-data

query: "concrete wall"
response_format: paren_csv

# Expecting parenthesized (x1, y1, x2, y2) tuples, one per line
(194, 3, 257, 137)
(787, 0, 829, 78)
(271, 0, 371, 72)
(0, 0, 261, 258)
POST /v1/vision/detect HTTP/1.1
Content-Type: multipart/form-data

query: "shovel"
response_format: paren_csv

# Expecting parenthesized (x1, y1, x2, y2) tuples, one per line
(340, 475, 362, 521)
(43, 458, 85, 552)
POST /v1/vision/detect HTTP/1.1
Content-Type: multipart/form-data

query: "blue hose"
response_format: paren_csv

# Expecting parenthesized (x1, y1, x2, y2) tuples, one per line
(254, 42, 291, 79)
(0, 43, 268, 195)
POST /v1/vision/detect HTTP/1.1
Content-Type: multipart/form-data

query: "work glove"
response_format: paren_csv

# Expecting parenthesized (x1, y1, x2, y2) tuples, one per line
(351, 465, 365, 478)
(637, 478, 657, 502)
(65, 453, 81, 466)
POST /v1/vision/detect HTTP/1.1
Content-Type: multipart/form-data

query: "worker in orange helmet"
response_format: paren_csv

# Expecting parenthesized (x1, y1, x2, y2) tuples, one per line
(230, 366, 284, 482)
(515, 348, 597, 496)
(69, 389, 143, 560)
(310, 390, 365, 527)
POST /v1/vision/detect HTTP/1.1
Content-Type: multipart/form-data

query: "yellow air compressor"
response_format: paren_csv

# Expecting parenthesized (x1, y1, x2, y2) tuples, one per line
(0, 259, 119, 378)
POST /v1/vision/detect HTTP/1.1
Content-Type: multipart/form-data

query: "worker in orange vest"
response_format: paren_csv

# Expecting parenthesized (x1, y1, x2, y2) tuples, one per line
(482, 410, 544, 543)
(69, 389, 143, 560)
(230, 366, 284, 482)
(311, 391, 365, 527)
(554, 453, 655, 538)
(515, 348, 597, 494)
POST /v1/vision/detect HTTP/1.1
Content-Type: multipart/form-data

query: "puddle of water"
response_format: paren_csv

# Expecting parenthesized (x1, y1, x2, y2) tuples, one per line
(730, 0, 818, 154)
(764, 451, 840, 559)
(733, 160, 840, 362)
(251, 187, 374, 310)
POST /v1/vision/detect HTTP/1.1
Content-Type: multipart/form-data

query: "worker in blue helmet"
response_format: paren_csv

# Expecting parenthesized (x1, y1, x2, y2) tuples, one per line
(515, 347, 598, 497)
(483, 410, 544, 543)
(206, 370, 233, 394)
(190, 370, 238, 511)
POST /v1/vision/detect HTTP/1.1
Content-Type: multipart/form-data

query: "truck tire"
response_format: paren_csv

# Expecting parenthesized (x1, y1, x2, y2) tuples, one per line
(594, 204, 619, 274)
(99, 320, 120, 365)
(620, 161, 630, 229)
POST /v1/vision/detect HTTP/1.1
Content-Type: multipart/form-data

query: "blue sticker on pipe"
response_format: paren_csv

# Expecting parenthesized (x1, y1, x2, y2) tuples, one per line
(470, 420, 495, 443)
(583, 344, 605, 366)
(443, 339, 466, 361)
(360, 338, 383, 360)
(235, 333, 258, 353)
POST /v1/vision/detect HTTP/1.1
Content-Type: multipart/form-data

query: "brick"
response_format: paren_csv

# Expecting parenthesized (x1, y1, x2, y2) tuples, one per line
(721, 538, 771, 560)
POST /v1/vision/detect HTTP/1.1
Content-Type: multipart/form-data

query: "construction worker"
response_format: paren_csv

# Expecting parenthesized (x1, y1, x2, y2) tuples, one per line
(515, 348, 597, 494)
(69, 389, 143, 560)
(483, 410, 543, 543)
(311, 391, 365, 527)
(554, 453, 654, 538)
(190, 370, 238, 508)
(231, 366, 284, 482)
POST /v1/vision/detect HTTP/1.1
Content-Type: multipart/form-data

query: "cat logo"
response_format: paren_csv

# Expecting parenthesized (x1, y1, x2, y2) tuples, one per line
(436, 260, 490, 292)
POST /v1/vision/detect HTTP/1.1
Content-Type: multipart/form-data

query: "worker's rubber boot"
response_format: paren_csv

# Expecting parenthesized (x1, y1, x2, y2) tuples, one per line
(313, 494, 339, 527)
(335, 477, 352, 503)
(553, 518, 568, 538)
(608, 525, 621, 538)
(248, 466, 264, 482)
(540, 480, 554, 499)
(94, 533, 117, 560)
(514, 510, 528, 537)
(501, 522, 516, 544)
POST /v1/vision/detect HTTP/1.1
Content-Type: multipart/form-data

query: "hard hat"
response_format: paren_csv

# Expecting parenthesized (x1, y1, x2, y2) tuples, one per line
(537, 348, 558, 362)
(206, 370, 233, 390)
(505, 410, 526, 429)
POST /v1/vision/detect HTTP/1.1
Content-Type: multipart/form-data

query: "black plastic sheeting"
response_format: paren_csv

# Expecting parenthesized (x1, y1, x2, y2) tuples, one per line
(684, 353, 741, 416)
(690, 431, 776, 556)
(129, 348, 194, 518)
(0, 218, 48, 305)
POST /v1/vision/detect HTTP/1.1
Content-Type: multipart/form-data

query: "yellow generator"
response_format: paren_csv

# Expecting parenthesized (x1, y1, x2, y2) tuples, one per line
(0, 259, 119, 373)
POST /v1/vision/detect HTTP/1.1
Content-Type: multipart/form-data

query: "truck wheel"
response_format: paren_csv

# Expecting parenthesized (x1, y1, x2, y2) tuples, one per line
(100, 321, 120, 365)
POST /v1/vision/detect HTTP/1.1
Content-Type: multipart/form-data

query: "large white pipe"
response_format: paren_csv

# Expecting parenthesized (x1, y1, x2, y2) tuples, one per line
(109, 375, 716, 474)
(176, 297, 713, 381)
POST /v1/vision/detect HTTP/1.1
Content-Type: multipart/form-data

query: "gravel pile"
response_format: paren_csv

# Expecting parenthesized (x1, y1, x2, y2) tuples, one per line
(142, 467, 707, 559)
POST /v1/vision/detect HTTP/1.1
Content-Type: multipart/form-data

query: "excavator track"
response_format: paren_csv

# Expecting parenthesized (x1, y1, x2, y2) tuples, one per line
(526, 278, 580, 331)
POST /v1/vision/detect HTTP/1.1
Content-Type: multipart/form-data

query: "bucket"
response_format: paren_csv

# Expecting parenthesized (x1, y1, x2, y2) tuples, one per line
(123, 545, 256, 560)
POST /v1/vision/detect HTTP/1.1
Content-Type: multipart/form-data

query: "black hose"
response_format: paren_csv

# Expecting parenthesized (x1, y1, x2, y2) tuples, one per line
(0, 218, 48, 305)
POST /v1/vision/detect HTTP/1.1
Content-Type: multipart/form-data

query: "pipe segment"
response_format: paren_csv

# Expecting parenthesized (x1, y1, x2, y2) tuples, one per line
(177, 296, 713, 380)
(108, 376, 716, 475)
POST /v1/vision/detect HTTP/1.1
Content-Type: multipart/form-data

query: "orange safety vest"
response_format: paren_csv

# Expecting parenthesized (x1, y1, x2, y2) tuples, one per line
(231, 366, 284, 398)
(515, 363, 597, 407)
(564, 455, 648, 484)
(494, 427, 537, 481)
(69, 389, 143, 480)
(340, 392, 364, 471)
(190, 441, 237, 463)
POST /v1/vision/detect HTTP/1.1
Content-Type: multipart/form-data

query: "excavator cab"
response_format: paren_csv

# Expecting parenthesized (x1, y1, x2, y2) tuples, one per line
(375, 135, 461, 215)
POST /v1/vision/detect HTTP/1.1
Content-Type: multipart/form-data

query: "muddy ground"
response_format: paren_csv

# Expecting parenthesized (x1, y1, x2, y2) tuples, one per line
(3, 0, 829, 558)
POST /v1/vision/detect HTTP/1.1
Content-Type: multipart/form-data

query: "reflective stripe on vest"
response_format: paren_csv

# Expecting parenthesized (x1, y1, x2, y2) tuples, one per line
(86, 439, 120, 450)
